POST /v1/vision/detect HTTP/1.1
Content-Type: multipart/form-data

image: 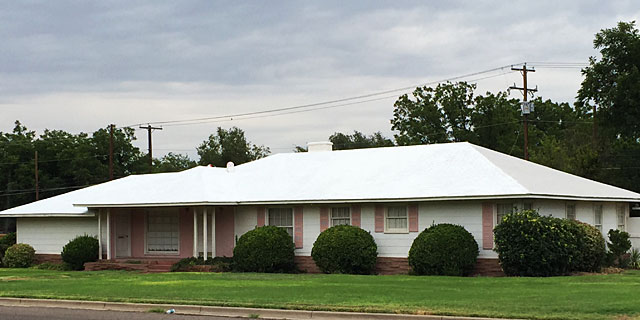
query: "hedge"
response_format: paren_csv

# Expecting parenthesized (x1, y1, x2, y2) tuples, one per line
(311, 225, 378, 274)
(233, 226, 295, 273)
(61, 235, 99, 270)
(408, 224, 479, 276)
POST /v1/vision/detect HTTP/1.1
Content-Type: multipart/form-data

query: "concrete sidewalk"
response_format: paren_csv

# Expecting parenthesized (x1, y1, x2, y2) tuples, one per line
(0, 297, 511, 320)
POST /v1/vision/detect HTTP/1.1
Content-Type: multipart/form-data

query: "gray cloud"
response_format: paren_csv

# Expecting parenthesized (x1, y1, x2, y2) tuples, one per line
(1, 1, 639, 158)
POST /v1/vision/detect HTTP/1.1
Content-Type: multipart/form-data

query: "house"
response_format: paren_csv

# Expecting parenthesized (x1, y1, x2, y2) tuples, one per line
(1, 142, 639, 274)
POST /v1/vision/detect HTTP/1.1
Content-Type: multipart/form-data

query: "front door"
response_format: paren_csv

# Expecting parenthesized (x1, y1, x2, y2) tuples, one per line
(115, 214, 131, 258)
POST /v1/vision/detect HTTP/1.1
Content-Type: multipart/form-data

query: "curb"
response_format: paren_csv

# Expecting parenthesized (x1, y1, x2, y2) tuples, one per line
(0, 297, 512, 320)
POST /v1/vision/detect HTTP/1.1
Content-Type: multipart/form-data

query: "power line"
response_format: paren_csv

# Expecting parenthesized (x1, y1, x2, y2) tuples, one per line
(122, 63, 524, 128)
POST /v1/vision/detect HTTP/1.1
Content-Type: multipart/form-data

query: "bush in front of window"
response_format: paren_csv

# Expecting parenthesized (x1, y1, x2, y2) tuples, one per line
(233, 226, 295, 273)
(170, 256, 233, 272)
(606, 229, 632, 268)
(0, 232, 17, 267)
(494, 210, 577, 276)
(61, 235, 99, 271)
(2, 243, 36, 268)
(568, 221, 606, 272)
(311, 225, 378, 274)
(408, 223, 478, 276)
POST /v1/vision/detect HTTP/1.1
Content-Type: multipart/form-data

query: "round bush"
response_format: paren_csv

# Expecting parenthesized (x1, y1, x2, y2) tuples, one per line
(494, 210, 576, 276)
(408, 224, 479, 276)
(0, 232, 17, 266)
(311, 225, 378, 274)
(233, 226, 295, 273)
(570, 221, 606, 272)
(2, 243, 35, 268)
(61, 235, 99, 270)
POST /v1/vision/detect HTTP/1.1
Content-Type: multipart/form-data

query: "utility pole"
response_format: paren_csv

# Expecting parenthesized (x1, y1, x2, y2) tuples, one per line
(139, 124, 162, 169)
(592, 105, 598, 145)
(109, 124, 114, 180)
(509, 63, 537, 160)
(34, 150, 39, 201)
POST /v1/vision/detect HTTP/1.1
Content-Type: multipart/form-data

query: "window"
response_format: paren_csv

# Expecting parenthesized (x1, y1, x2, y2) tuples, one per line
(566, 203, 576, 220)
(385, 206, 408, 232)
(147, 213, 179, 253)
(594, 204, 603, 233)
(0, 218, 16, 234)
(617, 204, 626, 230)
(268, 208, 293, 237)
(331, 207, 350, 226)
(496, 203, 515, 225)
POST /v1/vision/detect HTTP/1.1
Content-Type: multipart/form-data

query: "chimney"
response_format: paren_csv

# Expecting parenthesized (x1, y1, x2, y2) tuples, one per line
(307, 141, 333, 152)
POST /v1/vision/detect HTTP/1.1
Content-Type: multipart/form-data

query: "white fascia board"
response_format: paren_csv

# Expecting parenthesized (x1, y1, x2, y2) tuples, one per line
(1, 213, 96, 218)
(73, 194, 640, 208)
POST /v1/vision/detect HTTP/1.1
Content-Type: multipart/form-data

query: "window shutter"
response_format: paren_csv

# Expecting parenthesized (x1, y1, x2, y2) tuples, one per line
(408, 204, 419, 232)
(351, 205, 361, 227)
(257, 207, 265, 227)
(482, 203, 494, 249)
(320, 206, 329, 232)
(294, 206, 303, 249)
(374, 204, 384, 233)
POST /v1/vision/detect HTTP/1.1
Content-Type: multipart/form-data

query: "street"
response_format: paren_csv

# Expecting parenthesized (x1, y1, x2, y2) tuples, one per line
(0, 306, 235, 320)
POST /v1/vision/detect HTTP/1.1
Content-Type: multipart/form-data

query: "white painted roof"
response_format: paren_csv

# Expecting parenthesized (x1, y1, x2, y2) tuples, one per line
(2, 142, 639, 216)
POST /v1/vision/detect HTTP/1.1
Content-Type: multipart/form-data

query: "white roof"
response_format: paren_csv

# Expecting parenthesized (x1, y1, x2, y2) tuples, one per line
(2, 142, 639, 217)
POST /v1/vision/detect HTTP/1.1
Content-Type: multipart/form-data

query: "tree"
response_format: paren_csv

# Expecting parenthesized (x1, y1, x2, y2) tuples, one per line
(153, 153, 197, 172)
(197, 127, 269, 167)
(329, 131, 394, 150)
(577, 21, 640, 140)
(391, 82, 476, 145)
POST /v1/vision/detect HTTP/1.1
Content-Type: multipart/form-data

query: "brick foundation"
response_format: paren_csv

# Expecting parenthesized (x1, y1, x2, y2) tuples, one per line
(295, 256, 504, 276)
(34, 254, 63, 264)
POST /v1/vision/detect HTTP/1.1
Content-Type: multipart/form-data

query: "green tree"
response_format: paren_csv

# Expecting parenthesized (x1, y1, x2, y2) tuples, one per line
(197, 127, 269, 167)
(577, 21, 640, 140)
(329, 131, 394, 150)
(153, 153, 197, 172)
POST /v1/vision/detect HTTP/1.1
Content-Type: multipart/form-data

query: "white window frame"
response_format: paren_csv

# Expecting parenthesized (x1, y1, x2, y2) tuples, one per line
(616, 204, 626, 231)
(267, 207, 294, 238)
(384, 205, 408, 233)
(594, 204, 603, 233)
(496, 203, 516, 225)
(566, 203, 576, 220)
(330, 207, 351, 226)
(144, 210, 180, 255)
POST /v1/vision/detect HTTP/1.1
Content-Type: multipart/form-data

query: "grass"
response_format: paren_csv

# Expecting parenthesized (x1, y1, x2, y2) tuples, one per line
(0, 269, 640, 320)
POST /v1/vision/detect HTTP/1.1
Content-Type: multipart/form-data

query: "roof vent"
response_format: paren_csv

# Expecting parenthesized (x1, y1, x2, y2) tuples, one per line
(307, 141, 333, 152)
(226, 161, 235, 172)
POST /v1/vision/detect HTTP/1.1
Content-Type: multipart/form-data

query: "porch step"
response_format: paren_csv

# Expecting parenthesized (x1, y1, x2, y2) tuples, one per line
(84, 259, 179, 273)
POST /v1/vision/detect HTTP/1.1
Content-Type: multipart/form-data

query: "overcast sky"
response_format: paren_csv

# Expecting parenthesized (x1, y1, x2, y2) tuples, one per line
(1, 1, 638, 159)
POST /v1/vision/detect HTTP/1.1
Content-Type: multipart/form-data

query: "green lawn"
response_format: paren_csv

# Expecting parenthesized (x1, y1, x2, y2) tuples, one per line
(1, 269, 639, 320)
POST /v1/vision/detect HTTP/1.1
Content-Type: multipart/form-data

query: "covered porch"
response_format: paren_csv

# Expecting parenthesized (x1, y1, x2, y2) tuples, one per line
(96, 206, 236, 262)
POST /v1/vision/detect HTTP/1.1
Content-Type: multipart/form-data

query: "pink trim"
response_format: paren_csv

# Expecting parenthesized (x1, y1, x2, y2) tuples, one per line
(294, 206, 303, 249)
(351, 205, 361, 227)
(179, 208, 194, 258)
(319, 207, 329, 232)
(482, 203, 494, 250)
(130, 211, 144, 257)
(408, 204, 419, 232)
(257, 207, 265, 227)
(374, 205, 384, 233)
(216, 207, 235, 257)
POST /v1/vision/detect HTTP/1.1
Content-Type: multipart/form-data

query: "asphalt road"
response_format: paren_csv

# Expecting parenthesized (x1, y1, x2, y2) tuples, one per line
(0, 306, 235, 320)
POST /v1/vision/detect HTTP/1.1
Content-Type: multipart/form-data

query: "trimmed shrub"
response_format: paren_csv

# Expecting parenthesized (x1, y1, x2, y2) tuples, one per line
(2, 243, 36, 268)
(33, 262, 71, 271)
(607, 229, 632, 268)
(0, 232, 17, 267)
(494, 210, 576, 276)
(61, 235, 99, 271)
(408, 224, 479, 276)
(170, 256, 233, 272)
(569, 221, 606, 272)
(311, 225, 378, 274)
(233, 226, 295, 273)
